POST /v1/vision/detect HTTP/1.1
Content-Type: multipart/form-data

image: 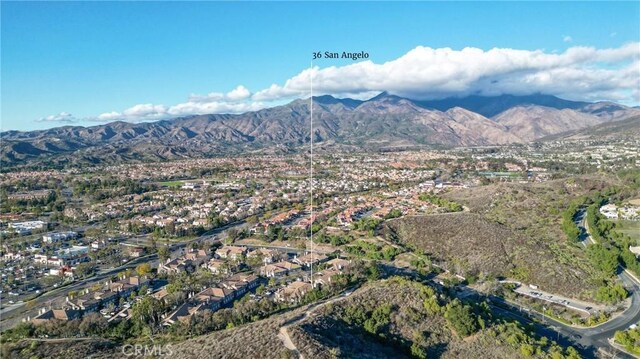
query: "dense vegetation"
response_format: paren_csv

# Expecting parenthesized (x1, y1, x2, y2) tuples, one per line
(73, 177, 157, 201)
(614, 327, 640, 356)
(289, 277, 581, 359)
(418, 193, 464, 212)
(344, 240, 404, 261)
(560, 201, 580, 243)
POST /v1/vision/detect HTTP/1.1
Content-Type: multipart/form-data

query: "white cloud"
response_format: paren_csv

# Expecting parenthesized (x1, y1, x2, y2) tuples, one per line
(226, 85, 251, 101)
(122, 104, 168, 119)
(96, 111, 121, 122)
(188, 85, 252, 103)
(563, 35, 573, 43)
(36, 112, 77, 123)
(166, 101, 265, 117)
(42, 43, 640, 124)
(252, 43, 640, 103)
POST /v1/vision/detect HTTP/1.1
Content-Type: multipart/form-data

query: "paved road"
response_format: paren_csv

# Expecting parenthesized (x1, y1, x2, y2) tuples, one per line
(514, 285, 606, 314)
(531, 208, 640, 358)
(0, 219, 246, 330)
(0, 254, 158, 329)
(575, 208, 596, 247)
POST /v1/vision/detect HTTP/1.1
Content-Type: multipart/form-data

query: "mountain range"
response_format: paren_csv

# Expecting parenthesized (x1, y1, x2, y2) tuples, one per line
(1, 93, 638, 167)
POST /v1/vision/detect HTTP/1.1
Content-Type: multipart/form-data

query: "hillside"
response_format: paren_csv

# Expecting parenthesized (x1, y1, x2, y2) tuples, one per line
(540, 115, 640, 141)
(157, 278, 582, 358)
(2, 94, 638, 168)
(2, 278, 583, 359)
(283, 279, 521, 359)
(386, 176, 624, 299)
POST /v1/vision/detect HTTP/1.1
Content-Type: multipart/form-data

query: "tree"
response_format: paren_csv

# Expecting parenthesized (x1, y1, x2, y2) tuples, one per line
(445, 300, 479, 337)
(75, 262, 96, 277)
(587, 243, 619, 278)
(362, 304, 392, 335)
(596, 283, 628, 304)
(136, 263, 152, 277)
(78, 312, 108, 336)
(158, 246, 170, 263)
(366, 262, 381, 281)
(132, 296, 165, 334)
(226, 228, 239, 242)
(384, 208, 403, 220)
(410, 343, 427, 359)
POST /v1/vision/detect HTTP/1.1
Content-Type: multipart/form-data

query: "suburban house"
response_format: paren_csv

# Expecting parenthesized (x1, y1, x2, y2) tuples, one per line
(193, 288, 225, 311)
(275, 281, 313, 303)
(260, 261, 301, 278)
(326, 258, 351, 271)
(215, 246, 248, 261)
(158, 258, 191, 274)
(313, 268, 343, 288)
(293, 253, 328, 268)
(163, 302, 202, 326)
(42, 231, 78, 243)
(151, 286, 170, 303)
(247, 248, 278, 264)
(128, 247, 146, 258)
(226, 273, 260, 289)
(65, 276, 148, 313)
(31, 308, 81, 324)
(184, 249, 210, 266)
(108, 275, 149, 297)
(221, 280, 249, 297)
(66, 289, 118, 313)
(205, 258, 231, 275)
(208, 287, 236, 305)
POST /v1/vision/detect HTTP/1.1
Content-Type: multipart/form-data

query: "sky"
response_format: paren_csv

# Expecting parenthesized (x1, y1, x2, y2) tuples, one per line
(1, 1, 639, 131)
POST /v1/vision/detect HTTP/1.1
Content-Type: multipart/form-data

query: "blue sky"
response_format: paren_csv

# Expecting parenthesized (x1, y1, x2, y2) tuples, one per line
(2, 1, 639, 131)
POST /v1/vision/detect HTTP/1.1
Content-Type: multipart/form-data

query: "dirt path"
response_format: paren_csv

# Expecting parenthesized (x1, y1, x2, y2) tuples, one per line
(278, 326, 303, 359)
(276, 287, 357, 358)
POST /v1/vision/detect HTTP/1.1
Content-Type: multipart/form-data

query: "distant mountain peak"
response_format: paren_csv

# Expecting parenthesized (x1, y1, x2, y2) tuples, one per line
(369, 91, 404, 102)
(312, 94, 363, 108)
(2, 92, 638, 167)
(417, 93, 590, 117)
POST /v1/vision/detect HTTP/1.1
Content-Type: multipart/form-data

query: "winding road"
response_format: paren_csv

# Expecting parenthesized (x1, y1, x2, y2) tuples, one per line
(520, 208, 640, 358)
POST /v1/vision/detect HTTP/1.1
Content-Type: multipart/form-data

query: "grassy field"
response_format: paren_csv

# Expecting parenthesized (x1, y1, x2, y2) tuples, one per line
(615, 219, 640, 243)
(158, 180, 185, 187)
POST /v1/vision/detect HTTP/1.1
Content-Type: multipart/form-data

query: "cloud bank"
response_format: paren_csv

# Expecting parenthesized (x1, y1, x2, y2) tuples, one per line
(37, 112, 78, 123)
(41, 43, 640, 123)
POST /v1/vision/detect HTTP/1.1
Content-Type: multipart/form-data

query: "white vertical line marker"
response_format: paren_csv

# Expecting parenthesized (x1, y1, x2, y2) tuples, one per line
(309, 60, 314, 287)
